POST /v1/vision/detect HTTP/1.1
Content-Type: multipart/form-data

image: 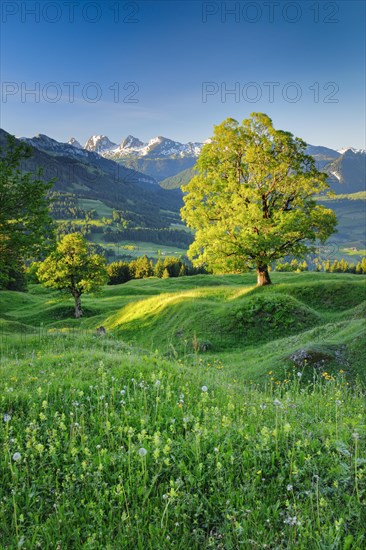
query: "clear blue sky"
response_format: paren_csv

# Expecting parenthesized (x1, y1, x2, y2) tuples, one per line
(1, 0, 365, 149)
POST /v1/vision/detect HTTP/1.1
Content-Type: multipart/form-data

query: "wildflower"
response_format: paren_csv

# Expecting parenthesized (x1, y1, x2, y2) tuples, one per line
(273, 399, 282, 406)
(12, 452, 21, 462)
(297, 372, 302, 377)
(214, 447, 219, 453)
(155, 380, 161, 387)
(138, 447, 147, 457)
(120, 390, 126, 396)
(162, 493, 169, 500)
(201, 386, 208, 392)
(260, 403, 266, 410)
(287, 484, 293, 491)
(3, 414, 11, 422)
(284, 515, 300, 526)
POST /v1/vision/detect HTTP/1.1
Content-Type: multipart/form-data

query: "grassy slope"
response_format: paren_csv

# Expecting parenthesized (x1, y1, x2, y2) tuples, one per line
(1, 273, 365, 383)
(1, 273, 365, 548)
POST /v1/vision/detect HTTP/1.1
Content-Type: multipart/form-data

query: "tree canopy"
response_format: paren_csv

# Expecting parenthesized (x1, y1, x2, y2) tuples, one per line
(37, 233, 108, 318)
(0, 134, 54, 288)
(181, 113, 337, 285)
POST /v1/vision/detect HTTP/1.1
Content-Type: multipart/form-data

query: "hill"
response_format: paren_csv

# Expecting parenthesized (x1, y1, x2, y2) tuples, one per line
(160, 166, 196, 190)
(1, 272, 365, 382)
(0, 129, 184, 226)
(0, 272, 365, 547)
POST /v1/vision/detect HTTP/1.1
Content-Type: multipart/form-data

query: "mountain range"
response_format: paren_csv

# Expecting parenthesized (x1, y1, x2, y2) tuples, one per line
(0, 129, 183, 231)
(67, 134, 206, 182)
(68, 133, 366, 193)
(1, 127, 365, 258)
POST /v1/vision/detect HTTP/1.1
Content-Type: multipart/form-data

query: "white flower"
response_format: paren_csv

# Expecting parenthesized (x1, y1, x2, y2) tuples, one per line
(273, 399, 282, 406)
(3, 414, 11, 422)
(155, 380, 161, 387)
(162, 493, 169, 500)
(260, 403, 266, 410)
(120, 390, 126, 396)
(287, 484, 293, 491)
(201, 386, 208, 392)
(138, 447, 147, 457)
(297, 372, 302, 378)
(214, 447, 219, 453)
(284, 515, 298, 526)
(12, 452, 21, 462)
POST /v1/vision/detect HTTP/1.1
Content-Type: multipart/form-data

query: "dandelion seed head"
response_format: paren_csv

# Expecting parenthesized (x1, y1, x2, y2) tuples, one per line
(3, 414, 11, 422)
(201, 385, 208, 392)
(12, 452, 21, 462)
(138, 447, 147, 457)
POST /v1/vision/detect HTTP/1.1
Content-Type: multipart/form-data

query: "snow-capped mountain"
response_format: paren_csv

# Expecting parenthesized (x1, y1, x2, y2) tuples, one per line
(338, 147, 366, 155)
(67, 137, 83, 149)
(84, 135, 118, 154)
(79, 134, 205, 160)
(18, 133, 158, 186)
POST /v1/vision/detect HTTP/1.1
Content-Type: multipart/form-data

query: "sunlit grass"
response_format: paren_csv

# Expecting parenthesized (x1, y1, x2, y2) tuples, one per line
(0, 335, 365, 548)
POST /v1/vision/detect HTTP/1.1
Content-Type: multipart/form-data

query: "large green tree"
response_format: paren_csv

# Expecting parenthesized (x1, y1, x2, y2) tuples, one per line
(37, 233, 108, 318)
(181, 113, 337, 285)
(0, 134, 54, 288)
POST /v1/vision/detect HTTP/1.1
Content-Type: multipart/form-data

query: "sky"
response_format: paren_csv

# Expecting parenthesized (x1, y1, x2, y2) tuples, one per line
(0, 0, 365, 149)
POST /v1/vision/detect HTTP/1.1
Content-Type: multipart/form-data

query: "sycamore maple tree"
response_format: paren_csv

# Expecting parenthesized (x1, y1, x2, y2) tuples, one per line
(181, 113, 337, 285)
(37, 233, 108, 318)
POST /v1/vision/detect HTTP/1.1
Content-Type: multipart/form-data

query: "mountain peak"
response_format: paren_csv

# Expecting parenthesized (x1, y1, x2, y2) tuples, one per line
(338, 147, 366, 155)
(68, 137, 82, 149)
(84, 135, 117, 153)
(121, 135, 144, 149)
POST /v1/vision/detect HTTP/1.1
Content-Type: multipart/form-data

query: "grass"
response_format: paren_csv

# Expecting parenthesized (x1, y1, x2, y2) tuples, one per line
(0, 334, 365, 548)
(0, 273, 365, 548)
(90, 236, 186, 260)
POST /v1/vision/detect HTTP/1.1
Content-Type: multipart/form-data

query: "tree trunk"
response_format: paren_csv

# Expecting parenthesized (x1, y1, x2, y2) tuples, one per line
(257, 264, 272, 286)
(72, 290, 83, 318)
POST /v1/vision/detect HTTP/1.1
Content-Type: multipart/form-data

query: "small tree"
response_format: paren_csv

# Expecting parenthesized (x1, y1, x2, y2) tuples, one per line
(107, 261, 131, 285)
(181, 113, 337, 286)
(37, 233, 108, 318)
(155, 258, 165, 278)
(131, 255, 154, 279)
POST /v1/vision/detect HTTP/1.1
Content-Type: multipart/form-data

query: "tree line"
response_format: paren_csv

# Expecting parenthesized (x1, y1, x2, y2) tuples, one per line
(275, 258, 366, 274)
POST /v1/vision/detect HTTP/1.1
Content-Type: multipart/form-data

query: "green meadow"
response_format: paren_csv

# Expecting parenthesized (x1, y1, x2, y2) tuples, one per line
(0, 272, 365, 548)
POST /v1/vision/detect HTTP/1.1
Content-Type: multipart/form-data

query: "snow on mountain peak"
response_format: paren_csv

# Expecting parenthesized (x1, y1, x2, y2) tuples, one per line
(338, 147, 366, 155)
(121, 135, 144, 149)
(84, 135, 117, 153)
